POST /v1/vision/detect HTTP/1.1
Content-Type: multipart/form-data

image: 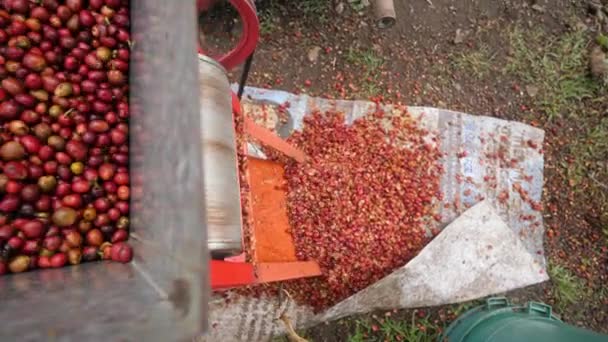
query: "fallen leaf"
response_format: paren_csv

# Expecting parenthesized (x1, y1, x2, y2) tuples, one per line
(531, 4, 545, 12)
(526, 85, 539, 97)
(453, 29, 467, 44)
(307, 46, 322, 63)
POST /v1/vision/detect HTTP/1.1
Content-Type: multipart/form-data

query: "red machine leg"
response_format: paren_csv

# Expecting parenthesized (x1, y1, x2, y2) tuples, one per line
(210, 260, 255, 290)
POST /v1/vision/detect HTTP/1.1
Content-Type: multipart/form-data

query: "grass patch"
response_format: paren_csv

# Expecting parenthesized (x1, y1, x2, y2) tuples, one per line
(348, 311, 440, 342)
(257, 0, 330, 35)
(548, 263, 585, 311)
(597, 33, 608, 50)
(259, 14, 279, 35)
(597, 286, 608, 305)
(256, 0, 283, 35)
(296, 0, 329, 19)
(448, 301, 481, 318)
(345, 48, 384, 98)
(603, 217, 608, 247)
(346, 48, 384, 70)
(506, 25, 608, 210)
(566, 115, 608, 201)
(259, 16, 279, 36)
(347, 0, 370, 13)
(451, 45, 494, 79)
(505, 27, 600, 120)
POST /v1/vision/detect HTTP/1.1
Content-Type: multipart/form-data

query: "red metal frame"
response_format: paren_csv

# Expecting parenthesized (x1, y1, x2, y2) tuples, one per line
(206, 7, 320, 290)
(198, 0, 259, 71)
(210, 260, 256, 289)
(210, 94, 320, 290)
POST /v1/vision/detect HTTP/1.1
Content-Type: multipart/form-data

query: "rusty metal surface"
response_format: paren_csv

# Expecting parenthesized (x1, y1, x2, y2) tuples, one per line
(0, 1, 207, 340)
(199, 56, 243, 258)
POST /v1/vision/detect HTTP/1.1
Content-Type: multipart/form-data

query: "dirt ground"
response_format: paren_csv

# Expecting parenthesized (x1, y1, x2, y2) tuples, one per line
(202, 0, 608, 340)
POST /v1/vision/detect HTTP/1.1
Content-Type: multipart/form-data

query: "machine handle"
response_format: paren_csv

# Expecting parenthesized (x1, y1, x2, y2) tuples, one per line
(198, 0, 259, 71)
(526, 302, 554, 318)
(485, 297, 510, 309)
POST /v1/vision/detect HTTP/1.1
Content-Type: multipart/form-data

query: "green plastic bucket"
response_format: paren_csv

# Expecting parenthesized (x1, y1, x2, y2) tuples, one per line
(441, 297, 608, 342)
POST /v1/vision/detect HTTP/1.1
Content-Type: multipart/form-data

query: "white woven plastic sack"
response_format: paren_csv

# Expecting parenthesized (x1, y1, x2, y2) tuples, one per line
(204, 87, 547, 341)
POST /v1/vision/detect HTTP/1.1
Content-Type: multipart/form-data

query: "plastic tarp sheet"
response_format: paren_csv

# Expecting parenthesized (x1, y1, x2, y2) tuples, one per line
(205, 87, 547, 341)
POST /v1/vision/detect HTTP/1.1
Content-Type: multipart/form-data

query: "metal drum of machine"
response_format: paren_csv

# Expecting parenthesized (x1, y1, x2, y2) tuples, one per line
(197, 0, 258, 259)
(198, 0, 321, 289)
(199, 55, 243, 258)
